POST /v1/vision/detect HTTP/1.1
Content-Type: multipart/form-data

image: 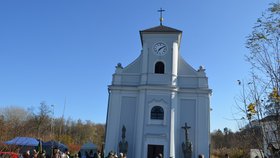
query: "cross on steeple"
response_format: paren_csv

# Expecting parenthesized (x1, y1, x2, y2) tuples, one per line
(158, 8, 165, 26)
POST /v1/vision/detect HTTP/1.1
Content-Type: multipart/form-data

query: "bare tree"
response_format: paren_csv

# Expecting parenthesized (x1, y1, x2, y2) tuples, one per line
(237, 2, 280, 157)
(0, 106, 31, 139)
(28, 102, 52, 139)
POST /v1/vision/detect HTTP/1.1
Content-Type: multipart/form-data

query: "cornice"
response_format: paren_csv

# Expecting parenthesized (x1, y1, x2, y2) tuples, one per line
(108, 85, 212, 94)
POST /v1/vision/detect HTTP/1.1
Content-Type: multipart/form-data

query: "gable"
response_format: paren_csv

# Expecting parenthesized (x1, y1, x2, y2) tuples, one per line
(122, 54, 142, 73)
(178, 55, 198, 76)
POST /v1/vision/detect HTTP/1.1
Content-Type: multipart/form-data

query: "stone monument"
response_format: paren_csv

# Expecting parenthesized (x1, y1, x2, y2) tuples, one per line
(182, 122, 192, 158)
(118, 125, 128, 155)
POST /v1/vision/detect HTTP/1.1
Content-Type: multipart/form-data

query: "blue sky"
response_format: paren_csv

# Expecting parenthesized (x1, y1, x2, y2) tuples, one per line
(0, 1, 272, 132)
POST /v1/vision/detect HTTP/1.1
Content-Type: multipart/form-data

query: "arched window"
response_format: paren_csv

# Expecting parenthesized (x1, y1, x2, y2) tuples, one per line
(155, 61, 164, 74)
(151, 106, 164, 120)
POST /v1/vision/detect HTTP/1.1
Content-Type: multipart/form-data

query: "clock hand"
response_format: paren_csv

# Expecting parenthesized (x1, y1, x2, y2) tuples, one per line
(158, 46, 166, 52)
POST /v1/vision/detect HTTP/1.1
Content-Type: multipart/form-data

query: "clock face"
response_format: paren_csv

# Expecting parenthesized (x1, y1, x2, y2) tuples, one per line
(153, 42, 167, 56)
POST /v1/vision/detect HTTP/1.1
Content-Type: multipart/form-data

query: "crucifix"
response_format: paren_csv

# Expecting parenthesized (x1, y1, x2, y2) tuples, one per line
(158, 8, 165, 26)
(181, 122, 191, 142)
(181, 122, 193, 158)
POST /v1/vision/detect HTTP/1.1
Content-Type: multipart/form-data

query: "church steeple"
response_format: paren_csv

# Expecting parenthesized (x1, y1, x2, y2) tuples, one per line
(139, 8, 182, 46)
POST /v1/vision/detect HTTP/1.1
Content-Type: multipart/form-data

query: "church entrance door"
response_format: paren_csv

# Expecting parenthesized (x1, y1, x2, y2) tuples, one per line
(147, 144, 164, 158)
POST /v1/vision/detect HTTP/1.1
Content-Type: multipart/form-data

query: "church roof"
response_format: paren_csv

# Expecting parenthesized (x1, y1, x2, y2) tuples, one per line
(140, 25, 182, 33)
(139, 25, 182, 46)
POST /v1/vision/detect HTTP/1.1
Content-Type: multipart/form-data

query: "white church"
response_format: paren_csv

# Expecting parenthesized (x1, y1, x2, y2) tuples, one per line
(104, 17, 211, 158)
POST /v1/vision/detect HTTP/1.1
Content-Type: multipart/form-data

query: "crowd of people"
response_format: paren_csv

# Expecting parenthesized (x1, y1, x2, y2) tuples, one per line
(3, 147, 243, 158)
(79, 150, 101, 158)
(22, 149, 47, 158)
(20, 148, 70, 158)
(104, 151, 126, 158)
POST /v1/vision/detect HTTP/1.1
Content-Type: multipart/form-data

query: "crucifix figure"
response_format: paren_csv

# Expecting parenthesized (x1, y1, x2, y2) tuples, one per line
(181, 122, 192, 158)
(182, 122, 191, 142)
(158, 8, 165, 26)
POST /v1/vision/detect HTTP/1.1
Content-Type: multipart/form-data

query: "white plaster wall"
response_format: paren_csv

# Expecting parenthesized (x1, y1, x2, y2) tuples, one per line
(178, 99, 196, 158)
(196, 94, 210, 158)
(178, 77, 198, 88)
(106, 27, 211, 158)
(105, 90, 122, 154)
(121, 74, 141, 85)
(177, 56, 197, 76)
(119, 96, 137, 158)
(122, 54, 142, 73)
(147, 74, 171, 85)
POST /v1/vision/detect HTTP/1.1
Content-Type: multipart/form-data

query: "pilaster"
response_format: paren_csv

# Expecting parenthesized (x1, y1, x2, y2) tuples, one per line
(170, 91, 177, 158)
(141, 43, 148, 85)
(172, 42, 178, 86)
(134, 89, 146, 158)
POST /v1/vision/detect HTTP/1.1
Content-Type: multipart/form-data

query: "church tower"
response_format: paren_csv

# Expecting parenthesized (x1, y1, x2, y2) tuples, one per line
(104, 15, 211, 158)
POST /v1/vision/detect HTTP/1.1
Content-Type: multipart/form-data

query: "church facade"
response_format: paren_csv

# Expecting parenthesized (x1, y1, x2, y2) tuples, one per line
(104, 24, 211, 158)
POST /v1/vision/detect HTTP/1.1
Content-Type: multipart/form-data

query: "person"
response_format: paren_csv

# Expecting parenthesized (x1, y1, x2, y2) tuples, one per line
(33, 149, 38, 158)
(106, 151, 114, 158)
(23, 150, 30, 158)
(198, 154, 204, 158)
(53, 148, 60, 158)
(78, 151, 81, 158)
(66, 151, 70, 158)
(225, 153, 229, 158)
(60, 150, 67, 158)
(155, 153, 162, 158)
(73, 154, 79, 158)
(39, 150, 46, 158)
(119, 153, 123, 158)
(97, 151, 101, 158)
(89, 150, 94, 158)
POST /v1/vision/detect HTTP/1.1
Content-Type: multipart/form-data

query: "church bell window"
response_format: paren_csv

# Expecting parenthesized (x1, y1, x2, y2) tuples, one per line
(155, 61, 164, 74)
(151, 106, 164, 120)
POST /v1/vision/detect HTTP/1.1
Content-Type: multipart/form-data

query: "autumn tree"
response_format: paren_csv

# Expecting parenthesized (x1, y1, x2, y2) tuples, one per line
(211, 126, 262, 157)
(26, 102, 53, 139)
(0, 106, 31, 140)
(237, 2, 280, 156)
(0, 103, 105, 153)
